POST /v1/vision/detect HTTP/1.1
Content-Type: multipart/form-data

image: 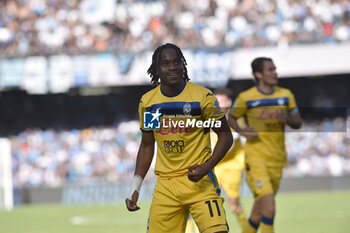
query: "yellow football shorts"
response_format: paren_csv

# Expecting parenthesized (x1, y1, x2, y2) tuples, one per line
(215, 163, 243, 199)
(147, 172, 229, 233)
(244, 158, 283, 200)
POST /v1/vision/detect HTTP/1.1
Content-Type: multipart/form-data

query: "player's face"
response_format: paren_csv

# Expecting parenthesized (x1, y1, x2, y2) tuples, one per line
(259, 60, 278, 86)
(215, 94, 232, 113)
(158, 48, 184, 87)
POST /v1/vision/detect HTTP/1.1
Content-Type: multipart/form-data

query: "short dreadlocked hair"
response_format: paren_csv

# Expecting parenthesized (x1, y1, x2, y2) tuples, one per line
(147, 43, 190, 85)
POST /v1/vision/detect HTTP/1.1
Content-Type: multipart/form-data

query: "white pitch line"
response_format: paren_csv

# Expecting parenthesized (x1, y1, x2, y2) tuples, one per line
(70, 213, 143, 226)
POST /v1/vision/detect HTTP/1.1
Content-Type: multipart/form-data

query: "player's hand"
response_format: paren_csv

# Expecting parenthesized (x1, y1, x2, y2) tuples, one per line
(125, 191, 140, 211)
(187, 164, 207, 182)
(276, 110, 288, 123)
(240, 127, 258, 140)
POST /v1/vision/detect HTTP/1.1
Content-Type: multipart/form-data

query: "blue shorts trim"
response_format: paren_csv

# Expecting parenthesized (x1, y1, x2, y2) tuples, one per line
(207, 171, 221, 196)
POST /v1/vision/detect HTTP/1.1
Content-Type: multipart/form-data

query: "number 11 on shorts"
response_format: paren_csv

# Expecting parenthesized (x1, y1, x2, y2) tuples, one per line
(205, 200, 221, 217)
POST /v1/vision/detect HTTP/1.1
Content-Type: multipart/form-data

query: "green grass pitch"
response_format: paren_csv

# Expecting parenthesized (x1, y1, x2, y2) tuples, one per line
(1, 190, 349, 233)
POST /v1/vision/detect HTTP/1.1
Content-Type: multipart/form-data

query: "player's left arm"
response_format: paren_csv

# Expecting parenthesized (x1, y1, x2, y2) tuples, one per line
(277, 108, 302, 129)
(188, 92, 233, 182)
(286, 108, 303, 129)
(188, 118, 233, 182)
(277, 91, 303, 129)
(207, 118, 234, 168)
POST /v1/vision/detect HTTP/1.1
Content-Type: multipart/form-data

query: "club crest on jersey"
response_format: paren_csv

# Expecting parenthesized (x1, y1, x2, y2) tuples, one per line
(183, 103, 191, 115)
(143, 108, 161, 129)
(278, 98, 285, 105)
(257, 180, 262, 188)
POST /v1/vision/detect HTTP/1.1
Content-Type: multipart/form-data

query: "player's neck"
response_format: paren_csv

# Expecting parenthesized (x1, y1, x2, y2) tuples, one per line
(161, 80, 185, 97)
(257, 83, 274, 95)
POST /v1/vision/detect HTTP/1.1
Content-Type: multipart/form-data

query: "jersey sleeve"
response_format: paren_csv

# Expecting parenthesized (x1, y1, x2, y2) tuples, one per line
(138, 98, 153, 132)
(287, 90, 299, 114)
(230, 93, 247, 119)
(202, 91, 225, 121)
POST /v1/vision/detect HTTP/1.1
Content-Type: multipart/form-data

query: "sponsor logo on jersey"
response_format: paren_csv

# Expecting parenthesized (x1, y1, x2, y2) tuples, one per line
(164, 140, 185, 153)
(155, 118, 193, 135)
(258, 108, 284, 120)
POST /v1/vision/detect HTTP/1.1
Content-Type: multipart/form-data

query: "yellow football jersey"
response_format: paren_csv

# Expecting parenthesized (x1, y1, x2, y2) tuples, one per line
(230, 86, 297, 166)
(139, 81, 225, 177)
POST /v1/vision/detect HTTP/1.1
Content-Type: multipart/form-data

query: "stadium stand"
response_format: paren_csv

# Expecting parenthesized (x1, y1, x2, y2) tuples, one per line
(0, 0, 349, 56)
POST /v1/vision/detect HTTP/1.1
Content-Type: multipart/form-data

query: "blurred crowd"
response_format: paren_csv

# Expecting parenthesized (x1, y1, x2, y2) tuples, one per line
(10, 121, 153, 188)
(284, 116, 350, 177)
(9, 117, 350, 188)
(1, 0, 350, 57)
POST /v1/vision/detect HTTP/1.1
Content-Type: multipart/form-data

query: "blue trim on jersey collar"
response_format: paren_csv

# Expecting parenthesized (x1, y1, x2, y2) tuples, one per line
(161, 80, 186, 97)
(257, 85, 274, 95)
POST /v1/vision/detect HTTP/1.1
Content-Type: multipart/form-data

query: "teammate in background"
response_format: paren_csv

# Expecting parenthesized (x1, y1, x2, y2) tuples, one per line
(228, 57, 302, 233)
(185, 215, 200, 233)
(125, 43, 233, 233)
(185, 88, 247, 233)
(212, 88, 246, 230)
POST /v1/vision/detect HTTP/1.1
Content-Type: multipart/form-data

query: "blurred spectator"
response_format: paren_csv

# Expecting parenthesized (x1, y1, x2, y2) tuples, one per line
(1, 0, 350, 57)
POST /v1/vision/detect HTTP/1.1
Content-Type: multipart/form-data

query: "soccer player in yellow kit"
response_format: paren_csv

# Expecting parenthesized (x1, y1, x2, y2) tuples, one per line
(213, 88, 246, 229)
(125, 43, 233, 233)
(228, 57, 302, 233)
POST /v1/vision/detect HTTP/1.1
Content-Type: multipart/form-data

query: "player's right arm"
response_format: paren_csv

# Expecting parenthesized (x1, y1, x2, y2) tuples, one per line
(228, 94, 258, 140)
(125, 131, 155, 211)
(228, 114, 258, 140)
(126, 98, 155, 212)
